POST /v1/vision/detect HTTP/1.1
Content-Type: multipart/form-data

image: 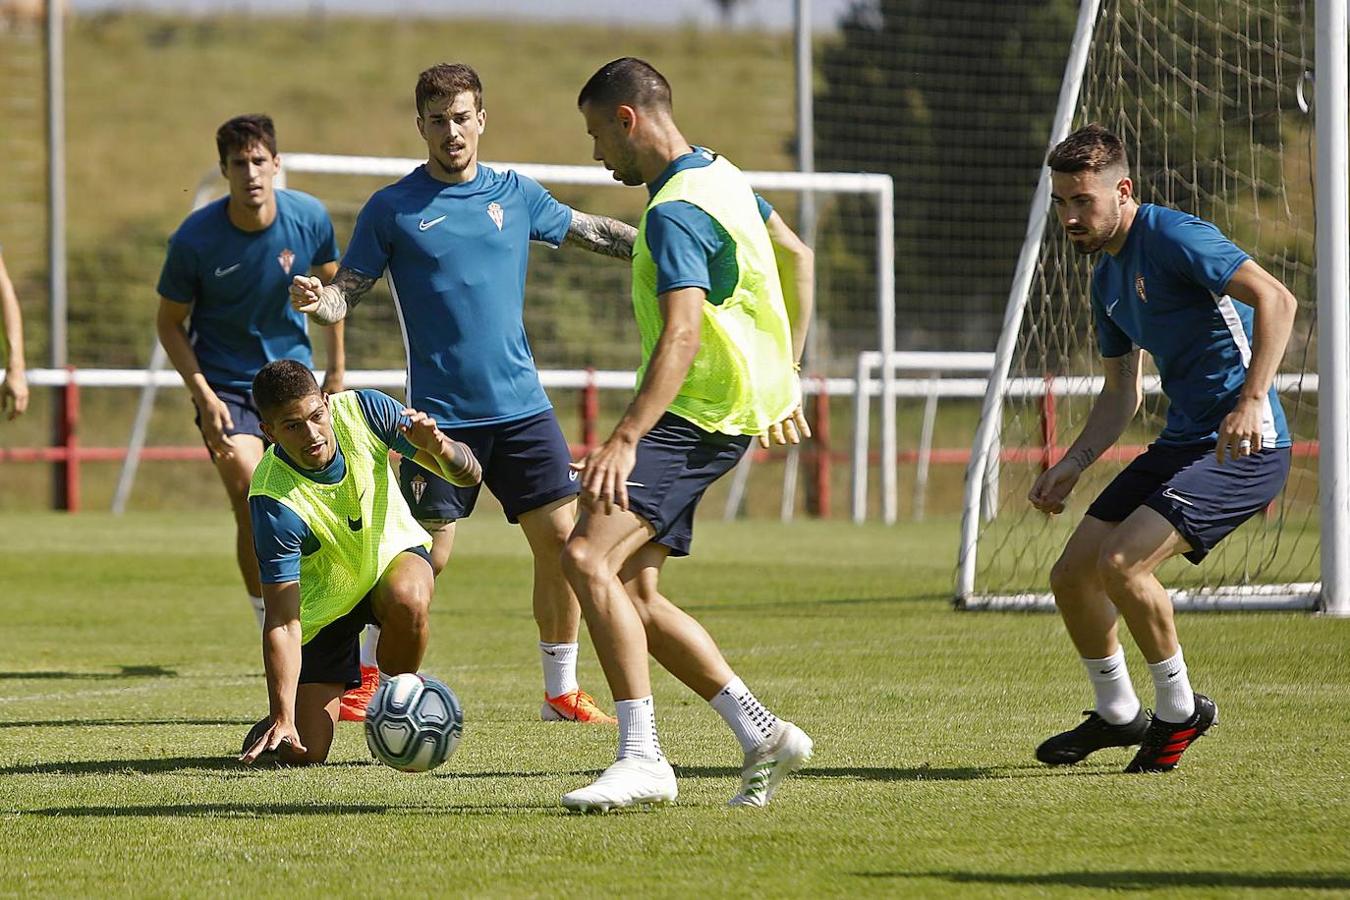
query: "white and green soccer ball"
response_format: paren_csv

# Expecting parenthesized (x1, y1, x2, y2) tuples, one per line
(364, 672, 464, 772)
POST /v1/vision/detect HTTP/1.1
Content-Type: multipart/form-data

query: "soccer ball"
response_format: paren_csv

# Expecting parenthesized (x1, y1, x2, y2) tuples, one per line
(364, 672, 464, 772)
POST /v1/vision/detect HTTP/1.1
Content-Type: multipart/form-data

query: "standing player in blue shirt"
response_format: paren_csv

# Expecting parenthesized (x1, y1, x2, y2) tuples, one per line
(290, 64, 637, 724)
(156, 115, 354, 691)
(1028, 125, 1297, 772)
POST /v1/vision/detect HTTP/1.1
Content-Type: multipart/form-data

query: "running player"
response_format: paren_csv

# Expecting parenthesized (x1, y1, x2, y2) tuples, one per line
(0, 245, 28, 419)
(558, 58, 816, 812)
(1029, 124, 1297, 772)
(290, 64, 637, 725)
(239, 360, 480, 765)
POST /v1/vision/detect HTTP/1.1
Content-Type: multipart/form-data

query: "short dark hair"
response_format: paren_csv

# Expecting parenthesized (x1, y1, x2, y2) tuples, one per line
(1047, 123, 1128, 175)
(576, 57, 672, 113)
(416, 63, 483, 115)
(252, 359, 320, 418)
(216, 114, 277, 165)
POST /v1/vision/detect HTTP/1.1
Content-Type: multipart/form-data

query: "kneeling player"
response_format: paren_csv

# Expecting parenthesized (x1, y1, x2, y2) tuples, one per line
(239, 360, 480, 765)
(1029, 125, 1296, 772)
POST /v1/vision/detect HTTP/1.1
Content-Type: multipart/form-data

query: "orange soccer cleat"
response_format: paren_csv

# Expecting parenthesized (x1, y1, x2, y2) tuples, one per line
(340, 665, 380, 722)
(541, 688, 617, 724)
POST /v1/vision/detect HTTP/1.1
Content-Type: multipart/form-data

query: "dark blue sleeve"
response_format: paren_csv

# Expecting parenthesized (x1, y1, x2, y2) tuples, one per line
(1091, 283, 1133, 358)
(341, 193, 391, 278)
(645, 201, 725, 295)
(518, 174, 573, 246)
(355, 389, 419, 457)
(1152, 215, 1250, 297)
(755, 193, 774, 222)
(156, 233, 200, 304)
(250, 495, 309, 584)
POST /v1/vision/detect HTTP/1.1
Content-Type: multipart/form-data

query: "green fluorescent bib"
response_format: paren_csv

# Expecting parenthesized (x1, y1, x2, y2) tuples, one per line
(632, 155, 799, 435)
(248, 391, 431, 644)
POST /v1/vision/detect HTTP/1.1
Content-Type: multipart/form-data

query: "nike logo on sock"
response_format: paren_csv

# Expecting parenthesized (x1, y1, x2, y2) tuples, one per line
(1099, 666, 1118, 675)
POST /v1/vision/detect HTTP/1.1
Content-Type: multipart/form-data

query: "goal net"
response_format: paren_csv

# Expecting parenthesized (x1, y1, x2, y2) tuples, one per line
(957, 0, 1322, 610)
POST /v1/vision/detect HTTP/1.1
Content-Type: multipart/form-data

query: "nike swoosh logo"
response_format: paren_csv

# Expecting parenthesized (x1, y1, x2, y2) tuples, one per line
(347, 515, 363, 531)
(1105, 298, 1120, 316)
(568, 470, 579, 482)
(418, 215, 447, 231)
(1161, 487, 1195, 507)
(214, 263, 241, 277)
(1098, 667, 1118, 675)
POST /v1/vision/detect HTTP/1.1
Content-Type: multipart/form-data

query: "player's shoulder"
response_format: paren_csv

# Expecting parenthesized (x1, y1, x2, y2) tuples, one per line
(171, 196, 230, 245)
(1138, 203, 1223, 243)
(276, 188, 331, 221)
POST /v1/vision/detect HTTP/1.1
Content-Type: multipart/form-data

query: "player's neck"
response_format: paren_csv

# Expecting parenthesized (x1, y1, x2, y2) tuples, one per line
(639, 127, 694, 185)
(426, 156, 478, 185)
(227, 194, 277, 232)
(1103, 200, 1138, 256)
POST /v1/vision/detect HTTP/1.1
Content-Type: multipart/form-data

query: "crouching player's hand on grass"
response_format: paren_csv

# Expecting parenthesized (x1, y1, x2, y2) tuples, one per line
(239, 718, 306, 764)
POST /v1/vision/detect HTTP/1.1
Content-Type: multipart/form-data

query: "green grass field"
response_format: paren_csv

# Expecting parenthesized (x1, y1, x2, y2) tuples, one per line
(2, 512, 1347, 897)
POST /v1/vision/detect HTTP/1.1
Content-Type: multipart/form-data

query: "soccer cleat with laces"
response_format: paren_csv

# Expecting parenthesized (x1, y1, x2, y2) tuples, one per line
(541, 689, 617, 724)
(339, 665, 380, 722)
(729, 720, 814, 808)
(561, 756, 677, 813)
(1124, 693, 1217, 773)
(1036, 707, 1150, 765)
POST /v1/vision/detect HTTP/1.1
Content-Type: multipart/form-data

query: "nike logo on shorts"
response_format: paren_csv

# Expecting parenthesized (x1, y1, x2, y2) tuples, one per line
(418, 215, 447, 231)
(1161, 487, 1195, 507)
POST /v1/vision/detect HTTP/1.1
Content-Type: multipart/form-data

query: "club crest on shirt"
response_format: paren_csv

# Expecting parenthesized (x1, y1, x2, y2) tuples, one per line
(410, 473, 428, 504)
(1135, 273, 1147, 302)
(486, 202, 504, 231)
(278, 248, 296, 275)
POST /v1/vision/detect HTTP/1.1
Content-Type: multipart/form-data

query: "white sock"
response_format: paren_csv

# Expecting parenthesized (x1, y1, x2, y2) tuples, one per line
(1082, 647, 1141, 724)
(616, 696, 663, 762)
(1148, 648, 1196, 723)
(710, 676, 779, 753)
(359, 625, 381, 670)
(247, 594, 265, 629)
(539, 642, 579, 698)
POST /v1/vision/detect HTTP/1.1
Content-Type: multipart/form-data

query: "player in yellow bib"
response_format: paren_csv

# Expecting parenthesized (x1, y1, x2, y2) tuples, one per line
(239, 360, 480, 765)
(559, 58, 816, 811)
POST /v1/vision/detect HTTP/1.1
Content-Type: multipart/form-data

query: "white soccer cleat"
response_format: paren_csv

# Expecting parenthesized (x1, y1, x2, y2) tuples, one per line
(729, 720, 814, 808)
(561, 756, 678, 813)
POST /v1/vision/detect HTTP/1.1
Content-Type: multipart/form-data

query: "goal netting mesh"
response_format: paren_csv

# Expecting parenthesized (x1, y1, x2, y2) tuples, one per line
(962, 0, 1320, 608)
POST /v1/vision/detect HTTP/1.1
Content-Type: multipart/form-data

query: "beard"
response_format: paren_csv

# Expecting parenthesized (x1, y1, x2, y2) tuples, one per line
(1067, 207, 1121, 255)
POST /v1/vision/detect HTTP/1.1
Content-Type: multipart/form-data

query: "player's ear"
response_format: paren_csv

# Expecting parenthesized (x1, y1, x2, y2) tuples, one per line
(259, 420, 275, 443)
(478, 107, 486, 133)
(415, 116, 426, 140)
(616, 105, 637, 134)
(1117, 175, 1133, 203)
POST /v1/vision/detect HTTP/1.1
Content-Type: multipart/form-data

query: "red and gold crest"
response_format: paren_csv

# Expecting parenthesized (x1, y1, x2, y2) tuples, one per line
(278, 248, 296, 275)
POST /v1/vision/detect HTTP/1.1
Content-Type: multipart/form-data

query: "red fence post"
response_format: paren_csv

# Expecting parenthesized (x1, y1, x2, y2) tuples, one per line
(812, 376, 831, 519)
(1039, 374, 1057, 472)
(581, 367, 599, 454)
(60, 366, 80, 513)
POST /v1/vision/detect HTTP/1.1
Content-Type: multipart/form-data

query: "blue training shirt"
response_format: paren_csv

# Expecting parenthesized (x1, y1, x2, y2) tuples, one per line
(157, 189, 339, 391)
(644, 147, 775, 305)
(343, 164, 573, 428)
(1091, 203, 1290, 448)
(250, 389, 419, 585)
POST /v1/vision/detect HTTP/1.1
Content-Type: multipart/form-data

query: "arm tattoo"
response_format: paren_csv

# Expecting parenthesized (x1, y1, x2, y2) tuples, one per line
(444, 438, 482, 487)
(311, 268, 377, 325)
(563, 211, 636, 259)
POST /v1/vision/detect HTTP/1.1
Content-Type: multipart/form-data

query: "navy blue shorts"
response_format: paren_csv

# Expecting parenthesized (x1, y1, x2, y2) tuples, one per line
(1086, 442, 1291, 564)
(193, 386, 266, 459)
(298, 546, 432, 688)
(399, 408, 579, 525)
(625, 413, 750, 558)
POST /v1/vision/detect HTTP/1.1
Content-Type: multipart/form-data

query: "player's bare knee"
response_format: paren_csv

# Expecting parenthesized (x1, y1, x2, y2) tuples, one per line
(1095, 542, 1145, 592)
(560, 538, 612, 594)
(1049, 551, 1092, 599)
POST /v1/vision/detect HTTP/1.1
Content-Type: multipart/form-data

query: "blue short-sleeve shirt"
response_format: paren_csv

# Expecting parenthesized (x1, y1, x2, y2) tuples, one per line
(1090, 204, 1290, 447)
(157, 190, 339, 391)
(342, 164, 573, 428)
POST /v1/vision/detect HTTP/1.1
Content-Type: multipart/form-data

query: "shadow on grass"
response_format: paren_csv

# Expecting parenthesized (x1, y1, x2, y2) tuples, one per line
(0, 718, 254, 729)
(672, 764, 996, 782)
(0, 665, 178, 680)
(0, 756, 369, 776)
(855, 870, 1350, 891)
(26, 801, 557, 818)
(682, 596, 912, 614)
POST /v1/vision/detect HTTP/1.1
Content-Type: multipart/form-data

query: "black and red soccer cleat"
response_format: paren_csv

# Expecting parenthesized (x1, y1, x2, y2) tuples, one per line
(1124, 693, 1218, 773)
(1036, 707, 1150, 765)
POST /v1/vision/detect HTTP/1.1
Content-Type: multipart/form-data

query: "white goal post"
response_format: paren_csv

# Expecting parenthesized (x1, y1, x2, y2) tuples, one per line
(112, 155, 896, 516)
(954, 0, 1348, 614)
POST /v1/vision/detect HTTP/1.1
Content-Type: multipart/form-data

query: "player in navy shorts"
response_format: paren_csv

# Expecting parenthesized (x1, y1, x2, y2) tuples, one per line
(156, 114, 345, 634)
(290, 64, 638, 723)
(1028, 125, 1298, 773)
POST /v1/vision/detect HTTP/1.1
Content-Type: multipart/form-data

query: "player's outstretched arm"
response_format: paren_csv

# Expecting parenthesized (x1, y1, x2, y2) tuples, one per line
(240, 581, 308, 764)
(1213, 259, 1297, 464)
(400, 408, 483, 488)
(563, 210, 637, 259)
(0, 251, 28, 419)
(1029, 349, 1143, 514)
(290, 267, 378, 326)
